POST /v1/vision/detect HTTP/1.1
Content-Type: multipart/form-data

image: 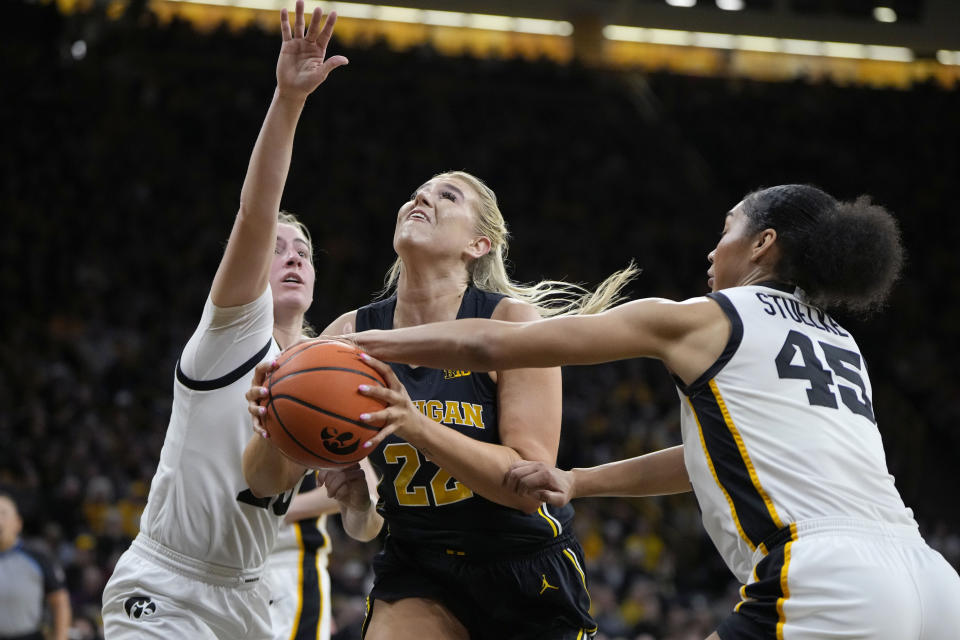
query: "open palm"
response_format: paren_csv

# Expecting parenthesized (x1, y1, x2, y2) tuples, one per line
(276, 0, 348, 100)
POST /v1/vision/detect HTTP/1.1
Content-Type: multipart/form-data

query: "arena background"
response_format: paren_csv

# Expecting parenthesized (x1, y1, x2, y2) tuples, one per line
(3, 0, 959, 638)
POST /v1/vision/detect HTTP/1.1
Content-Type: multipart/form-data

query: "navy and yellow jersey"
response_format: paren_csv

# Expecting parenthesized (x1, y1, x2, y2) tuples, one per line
(356, 286, 573, 554)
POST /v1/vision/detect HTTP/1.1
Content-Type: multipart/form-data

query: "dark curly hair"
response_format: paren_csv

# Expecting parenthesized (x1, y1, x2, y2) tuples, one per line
(741, 184, 904, 314)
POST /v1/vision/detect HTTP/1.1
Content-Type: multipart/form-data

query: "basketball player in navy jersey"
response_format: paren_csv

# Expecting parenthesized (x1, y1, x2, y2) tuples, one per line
(245, 169, 639, 639)
(101, 5, 377, 639)
(349, 184, 960, 640)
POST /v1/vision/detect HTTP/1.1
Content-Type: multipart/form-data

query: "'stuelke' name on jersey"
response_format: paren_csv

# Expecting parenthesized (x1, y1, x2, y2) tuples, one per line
(754, 292, 848, 337)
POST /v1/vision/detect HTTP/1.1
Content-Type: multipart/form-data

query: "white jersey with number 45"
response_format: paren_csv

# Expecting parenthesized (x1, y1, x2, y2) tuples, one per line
(677, 282, 916, 583)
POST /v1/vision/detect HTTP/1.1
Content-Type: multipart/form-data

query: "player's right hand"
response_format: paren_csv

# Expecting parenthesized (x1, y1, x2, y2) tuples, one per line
(276, 0, 349, 102)
(246, 360, 279, 438)
(503, 460, 575, 507)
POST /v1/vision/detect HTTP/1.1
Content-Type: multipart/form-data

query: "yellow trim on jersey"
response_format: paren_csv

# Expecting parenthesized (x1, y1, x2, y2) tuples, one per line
(709, 380, 786, 537)
(289, 524, 305, 640)
(563, 547, 592, 609)
(775, 523, 797, 639)
(538, 505, 560, 537)
(685, 395, 755, 551)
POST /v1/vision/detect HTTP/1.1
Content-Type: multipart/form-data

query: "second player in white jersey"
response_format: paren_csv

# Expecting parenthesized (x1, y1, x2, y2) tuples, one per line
(678, 282, 916, 582)
(265, 471, 332, 640)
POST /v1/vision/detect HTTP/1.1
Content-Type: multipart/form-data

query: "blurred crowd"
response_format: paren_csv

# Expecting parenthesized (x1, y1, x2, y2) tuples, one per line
(2, 2, 958, 638)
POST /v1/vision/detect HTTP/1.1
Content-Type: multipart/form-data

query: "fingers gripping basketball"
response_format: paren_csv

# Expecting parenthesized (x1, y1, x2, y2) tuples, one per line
(262, 340, 386, 469)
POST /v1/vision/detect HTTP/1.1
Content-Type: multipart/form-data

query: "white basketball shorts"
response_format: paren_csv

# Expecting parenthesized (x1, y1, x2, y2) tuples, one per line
(101, 535, 272, 640)
(718, 517, 960, 640)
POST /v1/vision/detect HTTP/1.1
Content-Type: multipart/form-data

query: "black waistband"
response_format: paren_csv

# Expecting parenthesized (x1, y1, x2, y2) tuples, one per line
(389, 530, 577, 561)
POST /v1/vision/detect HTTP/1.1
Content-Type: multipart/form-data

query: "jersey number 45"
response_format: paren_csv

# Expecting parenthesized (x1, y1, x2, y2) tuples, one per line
(775, 330, 875, 423)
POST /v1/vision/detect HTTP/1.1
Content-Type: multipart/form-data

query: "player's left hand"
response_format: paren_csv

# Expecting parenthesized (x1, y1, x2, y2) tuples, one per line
(276, 0, 349, 102)
(246, 359, 279, 438)
(317, 464, 373, 512)
(356, 352, 426, 450)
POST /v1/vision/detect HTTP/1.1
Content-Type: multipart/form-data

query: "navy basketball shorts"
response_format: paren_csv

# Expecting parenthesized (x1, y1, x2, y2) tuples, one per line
(363, 533, 597, 640)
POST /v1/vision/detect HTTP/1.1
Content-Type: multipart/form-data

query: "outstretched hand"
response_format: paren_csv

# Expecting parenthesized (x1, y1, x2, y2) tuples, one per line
(504, 460, 576, 507)
(277, 0, 349, 101)
(356, 353, 426, 451)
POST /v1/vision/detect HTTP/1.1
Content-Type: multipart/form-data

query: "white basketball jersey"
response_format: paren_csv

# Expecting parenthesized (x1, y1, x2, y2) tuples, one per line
(678, 283, 917, 583)
(138, 287, 296, 571)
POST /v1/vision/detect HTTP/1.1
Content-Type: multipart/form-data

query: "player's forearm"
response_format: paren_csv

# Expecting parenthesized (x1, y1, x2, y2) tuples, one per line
(339, 498, 383, 542)
(238, 90, 306, 226)
(243, 435, 301, 497)
(571, 445, 691, 499)
(284, 490, 339, 523)
(406, 415, 544, 513)
(356, 321, 502, 371)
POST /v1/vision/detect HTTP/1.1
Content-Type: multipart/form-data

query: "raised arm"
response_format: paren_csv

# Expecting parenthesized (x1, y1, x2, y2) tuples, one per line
(354, 296, 731, 386)
(210, 1, 347, 307)
(239, 2, 348, 498)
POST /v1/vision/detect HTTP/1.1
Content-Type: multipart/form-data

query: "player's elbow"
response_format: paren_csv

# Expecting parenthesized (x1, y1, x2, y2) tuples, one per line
(242, 444, 283, 498)
(462, 328, 508, 372)
(244, 469, 277, 499)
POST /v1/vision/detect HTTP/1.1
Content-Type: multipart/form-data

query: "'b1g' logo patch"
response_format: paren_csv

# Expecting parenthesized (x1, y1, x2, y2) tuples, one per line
(123, 595, 157, 619)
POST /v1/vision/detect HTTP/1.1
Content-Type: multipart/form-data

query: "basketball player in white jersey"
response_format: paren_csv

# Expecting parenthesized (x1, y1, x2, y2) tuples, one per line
(265, 476, 334, 640)
(264, 460, 380, 640)
(349, 184, 960, 639)
(101, 5, 376, 638)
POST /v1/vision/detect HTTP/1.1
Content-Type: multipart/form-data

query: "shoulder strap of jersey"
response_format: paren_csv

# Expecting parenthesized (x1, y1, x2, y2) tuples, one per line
(675, 291, 744, 397)
(459, 287, 507, 320)
(356, 295, 397, 332)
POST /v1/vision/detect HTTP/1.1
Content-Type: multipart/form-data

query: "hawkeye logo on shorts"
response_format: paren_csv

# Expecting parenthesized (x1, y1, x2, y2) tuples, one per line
(123, 595, 157, 619)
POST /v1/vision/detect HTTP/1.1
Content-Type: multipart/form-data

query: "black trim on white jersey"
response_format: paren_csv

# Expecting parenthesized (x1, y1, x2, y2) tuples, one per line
(675, 291, 744, 397)
(688, 388, 782, 549)
(175, 338, 275, 391)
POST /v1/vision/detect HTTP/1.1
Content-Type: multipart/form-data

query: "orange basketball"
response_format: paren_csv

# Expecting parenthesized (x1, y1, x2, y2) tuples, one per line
(262, 340, 387, 469)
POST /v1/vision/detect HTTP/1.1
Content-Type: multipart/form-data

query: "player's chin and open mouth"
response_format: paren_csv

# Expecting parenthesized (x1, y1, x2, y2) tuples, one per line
(405, 210, 430, 224)
(280, 275, 304, 288)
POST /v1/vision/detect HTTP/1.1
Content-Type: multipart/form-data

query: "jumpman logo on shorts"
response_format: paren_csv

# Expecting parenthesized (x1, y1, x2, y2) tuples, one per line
(539, 574, 559, 595)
